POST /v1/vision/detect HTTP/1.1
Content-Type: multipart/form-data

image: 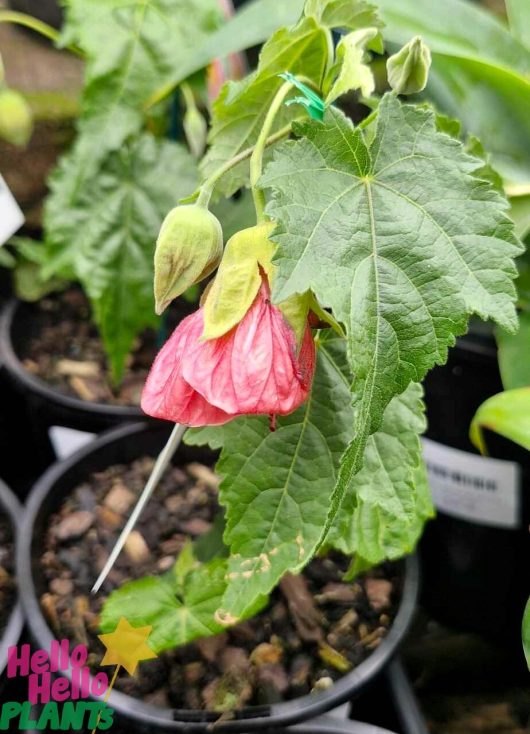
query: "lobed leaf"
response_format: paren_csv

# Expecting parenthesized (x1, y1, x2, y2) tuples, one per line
(186, 335, 430, 621)
(61, 0, 221, 169)
(100, 559, 228, 653)
(327, 382, 433, 568)
(262, 92, 522, 539)
(44, 134, 198, 381)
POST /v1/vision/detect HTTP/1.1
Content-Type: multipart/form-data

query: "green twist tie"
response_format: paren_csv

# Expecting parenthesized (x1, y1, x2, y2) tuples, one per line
(280, 72, 325, 121)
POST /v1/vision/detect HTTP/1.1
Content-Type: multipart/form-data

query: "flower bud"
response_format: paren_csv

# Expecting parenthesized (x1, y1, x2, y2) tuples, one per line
(154, 204, 223, 315)
(0, 88, 33, 147)
(183, 105, 207, 159)
(387, 36, 431, 95)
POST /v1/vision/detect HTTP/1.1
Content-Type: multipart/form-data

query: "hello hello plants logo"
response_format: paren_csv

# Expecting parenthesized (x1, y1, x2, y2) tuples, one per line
(1, 618, 156, 731)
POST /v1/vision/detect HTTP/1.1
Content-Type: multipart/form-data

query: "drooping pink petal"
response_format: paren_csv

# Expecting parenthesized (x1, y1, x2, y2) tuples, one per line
(141, 278, 316, 427)
(141, 310, 234, 427)
(183, 281, 315, 416)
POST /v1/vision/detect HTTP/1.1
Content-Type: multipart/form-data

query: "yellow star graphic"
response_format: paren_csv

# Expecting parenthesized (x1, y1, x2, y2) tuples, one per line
(98, 617, 157, 676)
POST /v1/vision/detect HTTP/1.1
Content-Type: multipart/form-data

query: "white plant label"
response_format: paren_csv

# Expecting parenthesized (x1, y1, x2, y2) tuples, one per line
(0, 174, 24, 245)
(422, 437, 521, 529)
(49, 426, 96, 460)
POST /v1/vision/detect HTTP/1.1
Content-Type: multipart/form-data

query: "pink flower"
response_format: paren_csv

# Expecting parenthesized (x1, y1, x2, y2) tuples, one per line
(141, 279, 316, 427)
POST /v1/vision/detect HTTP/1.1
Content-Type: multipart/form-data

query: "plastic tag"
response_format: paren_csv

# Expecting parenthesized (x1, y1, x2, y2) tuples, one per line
(0, 174, 24, 246)
(422, 437, 521, 529)
(49, 426, 96, 460)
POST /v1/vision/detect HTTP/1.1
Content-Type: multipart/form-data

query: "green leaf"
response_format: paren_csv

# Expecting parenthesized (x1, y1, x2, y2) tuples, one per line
(0, 247, 15, 269)
(200, 16, 330, 197)
(506, 0, 530, 50)
(470, 387, 530, 454)
(376, 0, 530, 184)
(8, 238, 65, 302)
(61, 0, 221, 168)
(44, 134, 198, 381)
(327, 382, 433, 566)
(523, 597, 530, 669)
(325, 28, 380, 104)
(100, 559, 228, 653)
(187, 336, 430, 620)
(262, 93, 521, 535)
(496, 311, 530, 391)
(305, 0, 382, 31)
(510, 194, 530, 240)
(146, 0, 381, 102)
(186, 335, 355, 621)
(376, 0, 530, 74)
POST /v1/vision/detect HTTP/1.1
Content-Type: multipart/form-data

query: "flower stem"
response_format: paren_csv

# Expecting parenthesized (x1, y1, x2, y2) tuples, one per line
(91, 423, 186, 594)
(198, 122, 293, 205)
(249, 80, 293, 222)
(0, 10, 84, 56)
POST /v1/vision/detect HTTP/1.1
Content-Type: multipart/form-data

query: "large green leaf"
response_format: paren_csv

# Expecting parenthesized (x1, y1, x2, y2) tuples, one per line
(100, 552, 264, 652)
(262, 93, 521, 536)
(200, 16, 331, 197)
(328, 382, 432, 566)
(44, 134, 198, 380)
(186, 336, 354, 620)
(426, 56, 530, 185)
(186, 334, 429, 621)
(61, 0, 221, 168)
(470, 387, 530, 454)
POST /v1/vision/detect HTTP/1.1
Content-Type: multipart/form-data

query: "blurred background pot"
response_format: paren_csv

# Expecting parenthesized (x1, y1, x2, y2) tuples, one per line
(18, 421, 419, 733)
(421, 325, 530, 647)
(0, 479, 24, 689)
(0, 298, 158, 489)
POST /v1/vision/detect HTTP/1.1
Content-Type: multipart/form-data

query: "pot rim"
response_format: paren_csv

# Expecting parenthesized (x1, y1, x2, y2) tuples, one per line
(0, 479, 24, 679)
(18, 421, 419, 732)
(280, 716, 398, 734)
(0, 298, 144, 419)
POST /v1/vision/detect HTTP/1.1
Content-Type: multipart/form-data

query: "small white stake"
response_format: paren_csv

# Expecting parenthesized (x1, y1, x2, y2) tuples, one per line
(91, 423, 186, 594)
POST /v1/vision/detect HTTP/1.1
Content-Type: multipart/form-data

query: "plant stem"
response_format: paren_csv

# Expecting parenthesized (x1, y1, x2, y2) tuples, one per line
(180, 81, 196, 111)
(91, 423, 187, 594)
(198, 122, 293, 205)
(0, 10, 84, 56)
(249, 80, 293, 222)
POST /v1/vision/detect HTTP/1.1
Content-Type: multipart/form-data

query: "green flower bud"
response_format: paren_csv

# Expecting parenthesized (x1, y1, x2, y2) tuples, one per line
(387, 36, 432, 95)
(0, 88, 33, 147)
(154, 204, 223, 315)
(183, 105, 207, 159)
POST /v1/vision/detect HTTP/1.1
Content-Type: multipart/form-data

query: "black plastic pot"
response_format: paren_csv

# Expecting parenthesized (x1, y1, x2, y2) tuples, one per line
(0, 479, 24, 685)
(421, 327, 530, 643)
(0, 299, 152, 475)
(284, 718, 398, 734)
(18, 422, 419, 733)
(7, 0, 63, 30)
(385, 659, 429, 734)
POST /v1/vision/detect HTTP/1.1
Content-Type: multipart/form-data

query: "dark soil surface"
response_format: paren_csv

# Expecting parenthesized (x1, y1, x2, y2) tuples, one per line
(39, 456, 400, 712)
(18, 288, 195, 406)
(401, 613, 530, 734)
(0, 511, 16, 638)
